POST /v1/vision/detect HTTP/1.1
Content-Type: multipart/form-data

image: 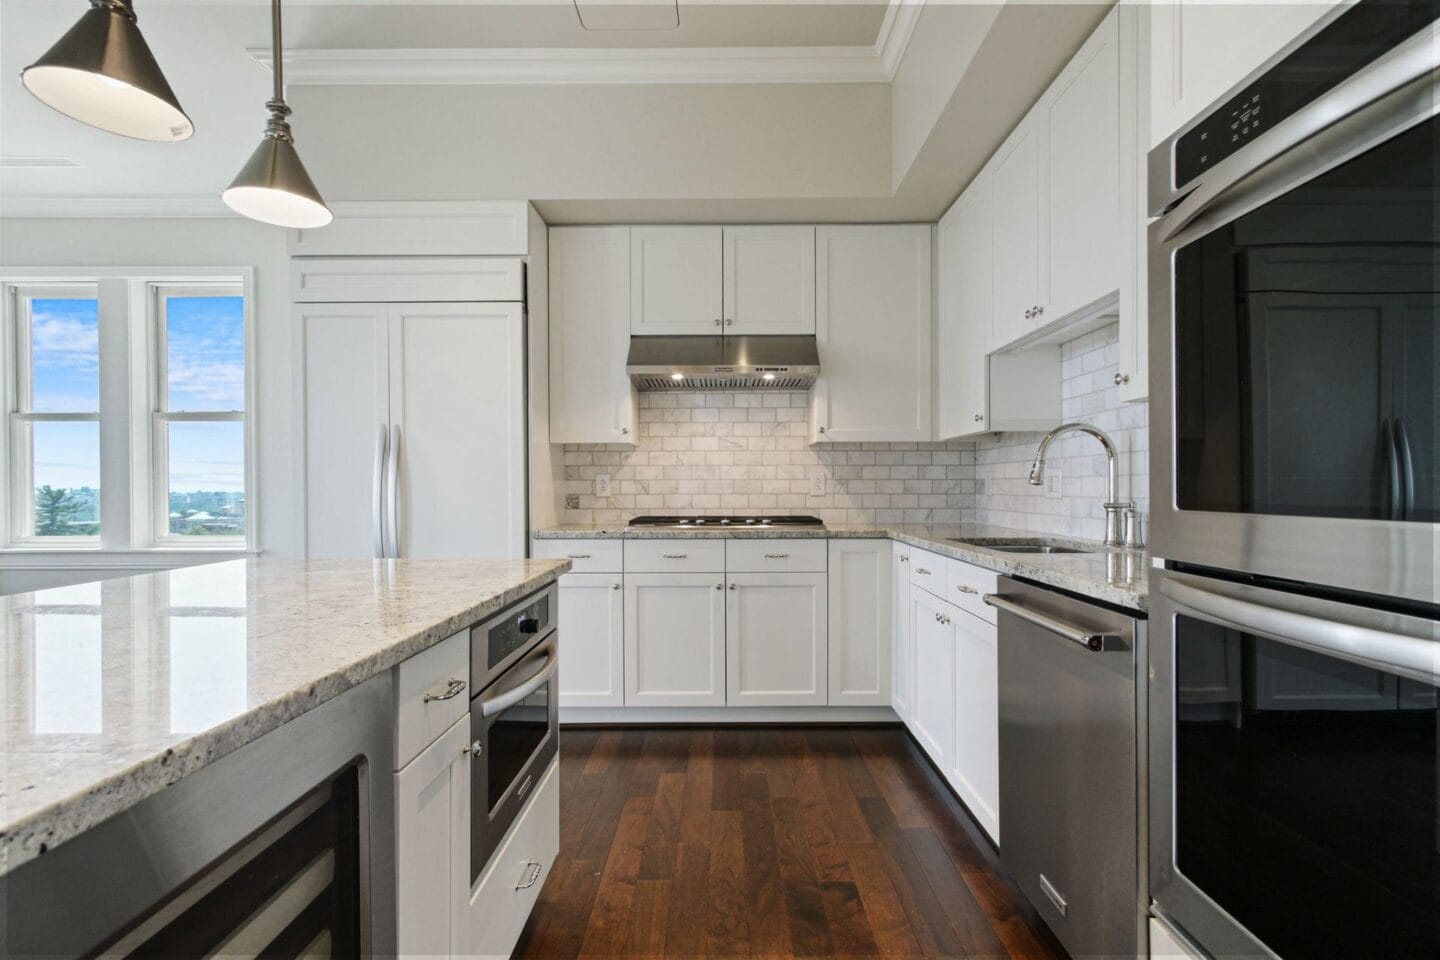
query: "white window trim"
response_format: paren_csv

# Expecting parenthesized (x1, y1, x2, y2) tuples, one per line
(0, 266, 258, 559)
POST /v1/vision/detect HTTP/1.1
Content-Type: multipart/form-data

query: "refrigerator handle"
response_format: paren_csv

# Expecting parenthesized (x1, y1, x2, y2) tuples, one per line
(1394, 419, 1415, 521)
(386, 424, 401, 558)
(373, 424, 388, 559)
(1381, 418, 1399, 521)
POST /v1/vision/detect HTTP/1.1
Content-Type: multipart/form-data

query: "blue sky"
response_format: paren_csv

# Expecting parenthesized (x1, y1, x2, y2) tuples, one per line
(30, 296, 245, 492)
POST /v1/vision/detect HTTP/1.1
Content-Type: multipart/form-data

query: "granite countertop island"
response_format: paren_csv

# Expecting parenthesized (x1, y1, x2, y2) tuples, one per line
(0, 556, 569, 877)
(535, 521, 1148, 610)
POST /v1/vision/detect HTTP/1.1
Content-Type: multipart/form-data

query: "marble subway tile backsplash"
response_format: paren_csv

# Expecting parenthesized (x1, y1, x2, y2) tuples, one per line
(562, 391, 975, 526)
(974, 322, 1149, 541)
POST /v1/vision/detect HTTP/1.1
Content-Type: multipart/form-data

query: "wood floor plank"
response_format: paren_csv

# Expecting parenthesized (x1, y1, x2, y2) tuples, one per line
(516, 726, 1066, 960)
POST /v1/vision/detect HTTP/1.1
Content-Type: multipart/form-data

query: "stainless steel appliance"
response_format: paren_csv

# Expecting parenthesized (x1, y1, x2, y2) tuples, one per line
(1149, 2, 1440, 956)
(469, 584, 559, 881)
(989, 577, 1147, 960)
(1148, 0, 1438, 604)
(626, 514, 825, 530)
(626, 334, 820, 389)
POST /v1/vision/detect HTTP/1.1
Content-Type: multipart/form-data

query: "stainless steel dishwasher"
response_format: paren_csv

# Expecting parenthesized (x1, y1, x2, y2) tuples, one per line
(986, 576, 1147, 960)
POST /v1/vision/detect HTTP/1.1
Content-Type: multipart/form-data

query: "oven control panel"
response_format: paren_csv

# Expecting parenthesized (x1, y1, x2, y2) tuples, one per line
(478, 588, 554, 673)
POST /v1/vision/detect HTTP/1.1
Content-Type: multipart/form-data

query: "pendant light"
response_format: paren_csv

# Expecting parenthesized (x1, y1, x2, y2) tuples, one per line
(221, 0, 331, 229)
(20, 0, 193, 142)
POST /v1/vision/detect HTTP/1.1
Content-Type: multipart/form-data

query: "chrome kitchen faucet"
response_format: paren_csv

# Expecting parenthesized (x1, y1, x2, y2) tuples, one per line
(1027, 422, 1134, 547)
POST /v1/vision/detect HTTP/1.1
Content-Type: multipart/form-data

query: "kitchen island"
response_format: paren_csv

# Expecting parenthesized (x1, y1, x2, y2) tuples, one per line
(0, 556, 568, 957)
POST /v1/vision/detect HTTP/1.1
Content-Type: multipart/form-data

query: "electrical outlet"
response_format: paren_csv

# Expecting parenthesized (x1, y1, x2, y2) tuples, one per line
(1045, 470, 1063, 500)
(809, 472, 826, 497)
(595, 474, 611, 498)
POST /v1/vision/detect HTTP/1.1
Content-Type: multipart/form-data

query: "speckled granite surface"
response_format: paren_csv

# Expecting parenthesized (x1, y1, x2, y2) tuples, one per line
(0, 557, 568, 876)
(535, 522, 1148, 610)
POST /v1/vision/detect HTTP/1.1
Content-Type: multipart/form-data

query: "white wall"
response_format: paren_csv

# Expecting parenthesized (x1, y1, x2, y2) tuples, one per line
(0, 216, 300, 559)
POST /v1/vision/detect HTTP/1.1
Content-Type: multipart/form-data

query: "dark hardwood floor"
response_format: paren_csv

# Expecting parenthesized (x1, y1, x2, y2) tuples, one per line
(511, 726, 1068, 960)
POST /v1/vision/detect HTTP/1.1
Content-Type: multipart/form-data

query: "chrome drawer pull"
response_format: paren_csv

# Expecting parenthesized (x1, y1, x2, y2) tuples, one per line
(566, 553, 592, 559)
(1039, 873, 1067, 917)
(516, 860, 543, 890)
(915, 567, 932, 575)
(763, 553, 789, 559)
(955, 584, 978, 595)
(662, 553, 688, 559)
(422, 678, 466, 703)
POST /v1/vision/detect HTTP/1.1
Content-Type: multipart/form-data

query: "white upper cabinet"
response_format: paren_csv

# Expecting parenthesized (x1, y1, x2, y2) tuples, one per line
(1045, 10, 1120, 322)
(722, 226, 816, 336)
(812, 225, 932, 443)
(1147, 0, 1341, 150)
(937, 179, 993, 439)
(549, 226, 637, 444)
(629, 226, 723, 335)
(988, 116, 1045, 351)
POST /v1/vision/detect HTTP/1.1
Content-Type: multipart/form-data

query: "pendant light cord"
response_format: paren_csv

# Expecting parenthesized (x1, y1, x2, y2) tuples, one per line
(263, 0, 294, 144)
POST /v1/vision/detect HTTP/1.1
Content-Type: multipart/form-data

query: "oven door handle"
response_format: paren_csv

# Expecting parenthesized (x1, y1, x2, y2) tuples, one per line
(479, 645, 558, 718)
(1161, 574, 1438, 686)
(1157, 29, 1438, 243)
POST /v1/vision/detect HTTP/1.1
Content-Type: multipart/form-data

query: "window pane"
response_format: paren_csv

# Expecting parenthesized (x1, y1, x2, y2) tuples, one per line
(31, 420, 100, 536)
(29, 297, 99, 412)
(164, 295, 244, 411)
(167, 421, 245, 536)
(33, 613, 102, 733)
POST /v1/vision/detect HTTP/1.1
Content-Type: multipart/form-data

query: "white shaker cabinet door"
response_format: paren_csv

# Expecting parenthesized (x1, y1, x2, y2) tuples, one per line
(297, 302, 390, 559)
(827, 539, 892, 706)
(936, 178, 994, 440)
(892, 544, 913, 722)
(395, 715, 470, 959)
(388, 302, 525, 559)
(910, 590, 956, 770)
(556, 573, 625, 708)
(630, 226, 723, 336)
(812, 225, 932, 443)
(950, 608, 1000, 843)
(550, 226, 636, 445)
(726, 572, 828, 707)
(624, 573, 727, 707)
(989, 116, 1045, 351)
(722, 225, 816, 336)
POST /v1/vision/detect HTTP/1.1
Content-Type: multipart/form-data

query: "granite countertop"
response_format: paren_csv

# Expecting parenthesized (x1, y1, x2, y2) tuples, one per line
(0, 557, 569, 876)
(535, 522, 1148, 610)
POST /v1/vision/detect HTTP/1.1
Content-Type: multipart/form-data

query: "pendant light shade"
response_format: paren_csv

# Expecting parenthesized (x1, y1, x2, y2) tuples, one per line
(222, 0, 331, 229)
(20, 0, 192, 142)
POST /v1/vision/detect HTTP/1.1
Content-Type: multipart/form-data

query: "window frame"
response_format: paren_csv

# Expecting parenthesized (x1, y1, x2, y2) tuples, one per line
(4, 283, 103, 546)
(1, 267, 257, 557)
(147, 282, 250, 547)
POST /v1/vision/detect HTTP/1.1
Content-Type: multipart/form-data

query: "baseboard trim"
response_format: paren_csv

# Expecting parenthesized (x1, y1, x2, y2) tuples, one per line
(559, 705, 899, 726)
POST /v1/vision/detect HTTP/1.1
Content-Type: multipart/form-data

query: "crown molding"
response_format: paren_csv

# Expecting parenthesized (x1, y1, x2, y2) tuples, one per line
(252, 0, 924, 87)
(0, 197, 233, 219)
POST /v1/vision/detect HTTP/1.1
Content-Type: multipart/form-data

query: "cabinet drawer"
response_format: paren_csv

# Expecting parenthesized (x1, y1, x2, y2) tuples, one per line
(465, 759, 560, 959)
(909, 549, 946, 597)
(291, 257, 524, 303)
(532, 538, 623, 573)
(624, 539, 725, 573)
(946, 557, 999, 625)
(726, 539, 827, 573)
(395, 629, 470, 769)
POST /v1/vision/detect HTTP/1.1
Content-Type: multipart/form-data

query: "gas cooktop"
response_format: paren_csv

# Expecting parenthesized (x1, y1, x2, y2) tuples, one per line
(627, 515, 825, 529)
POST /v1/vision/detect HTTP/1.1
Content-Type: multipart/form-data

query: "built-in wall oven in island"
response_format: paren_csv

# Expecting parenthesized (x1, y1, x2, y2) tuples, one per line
(1148, 2, 1439, 957)
(469, 584, 559, 882)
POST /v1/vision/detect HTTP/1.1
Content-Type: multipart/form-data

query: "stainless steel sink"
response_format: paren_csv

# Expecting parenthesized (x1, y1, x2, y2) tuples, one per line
(949, 537, 1095, 555)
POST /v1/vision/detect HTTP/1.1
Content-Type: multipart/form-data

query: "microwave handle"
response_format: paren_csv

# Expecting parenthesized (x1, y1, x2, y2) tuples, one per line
(1157, 29, 1437, 243)
(479, 645, 558, 718)
(1160, 574, 1438, 686)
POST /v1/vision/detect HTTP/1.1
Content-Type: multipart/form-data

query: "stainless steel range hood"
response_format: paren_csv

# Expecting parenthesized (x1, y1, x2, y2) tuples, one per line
(626, 335, 820, 390)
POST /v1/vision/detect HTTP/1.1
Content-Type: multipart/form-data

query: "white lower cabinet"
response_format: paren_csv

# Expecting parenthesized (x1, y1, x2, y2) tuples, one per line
(556, 573, 625, 708)
(625, 573, 727, 706)
(950, 608, 1000, 843)
(891, 544, 913, 721)
(395, 714, 470, 959)
(827, 539, 893, 706)
(726, 572, 828, 706)
(910, 589, 956, 770)
(464, 759, 561, 960)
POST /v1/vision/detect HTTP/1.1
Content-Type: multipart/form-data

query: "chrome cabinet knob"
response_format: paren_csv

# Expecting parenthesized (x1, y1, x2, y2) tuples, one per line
(1113, 372, 1131, 385)
(620, 427, 629, 436)
(613, 582, 622, 590)
(974, 413, 984, 422)
(469, 740, 484, 758)
(728, 583, 737, 591)
(714, 318, 722, 326)
(1024, 308, 1033, 319)
(716, 583, 724, 590)
(818, 426, 826, 434)
(1035, 305, 1044, 316)
(725, 318, 734, 326)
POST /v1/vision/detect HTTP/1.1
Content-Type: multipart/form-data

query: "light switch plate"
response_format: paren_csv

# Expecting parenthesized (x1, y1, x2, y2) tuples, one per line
(809, 472, 826, 497)
(595, 474, 611, 497)
(1045, 470, 1063, 500)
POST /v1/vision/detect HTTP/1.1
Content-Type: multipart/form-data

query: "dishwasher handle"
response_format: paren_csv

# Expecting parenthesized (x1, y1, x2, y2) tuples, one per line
(983, 593, 1122, 652)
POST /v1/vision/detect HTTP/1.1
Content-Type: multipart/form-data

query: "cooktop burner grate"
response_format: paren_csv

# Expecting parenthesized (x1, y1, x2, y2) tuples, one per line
(627, 515, 825, 528)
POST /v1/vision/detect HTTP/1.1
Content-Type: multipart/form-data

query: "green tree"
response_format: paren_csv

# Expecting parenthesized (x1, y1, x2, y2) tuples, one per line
(35, 485, 82, 535)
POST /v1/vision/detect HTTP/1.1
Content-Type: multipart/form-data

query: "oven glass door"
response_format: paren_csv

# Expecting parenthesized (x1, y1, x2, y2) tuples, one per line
(485, 679, 552, 812)
(1155, 572, 1439, 959)
(1172, 115, 1436, 524)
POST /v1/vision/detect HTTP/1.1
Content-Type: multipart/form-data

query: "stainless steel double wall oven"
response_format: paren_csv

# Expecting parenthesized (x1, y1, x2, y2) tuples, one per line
(1147, 2, 1438, 958)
